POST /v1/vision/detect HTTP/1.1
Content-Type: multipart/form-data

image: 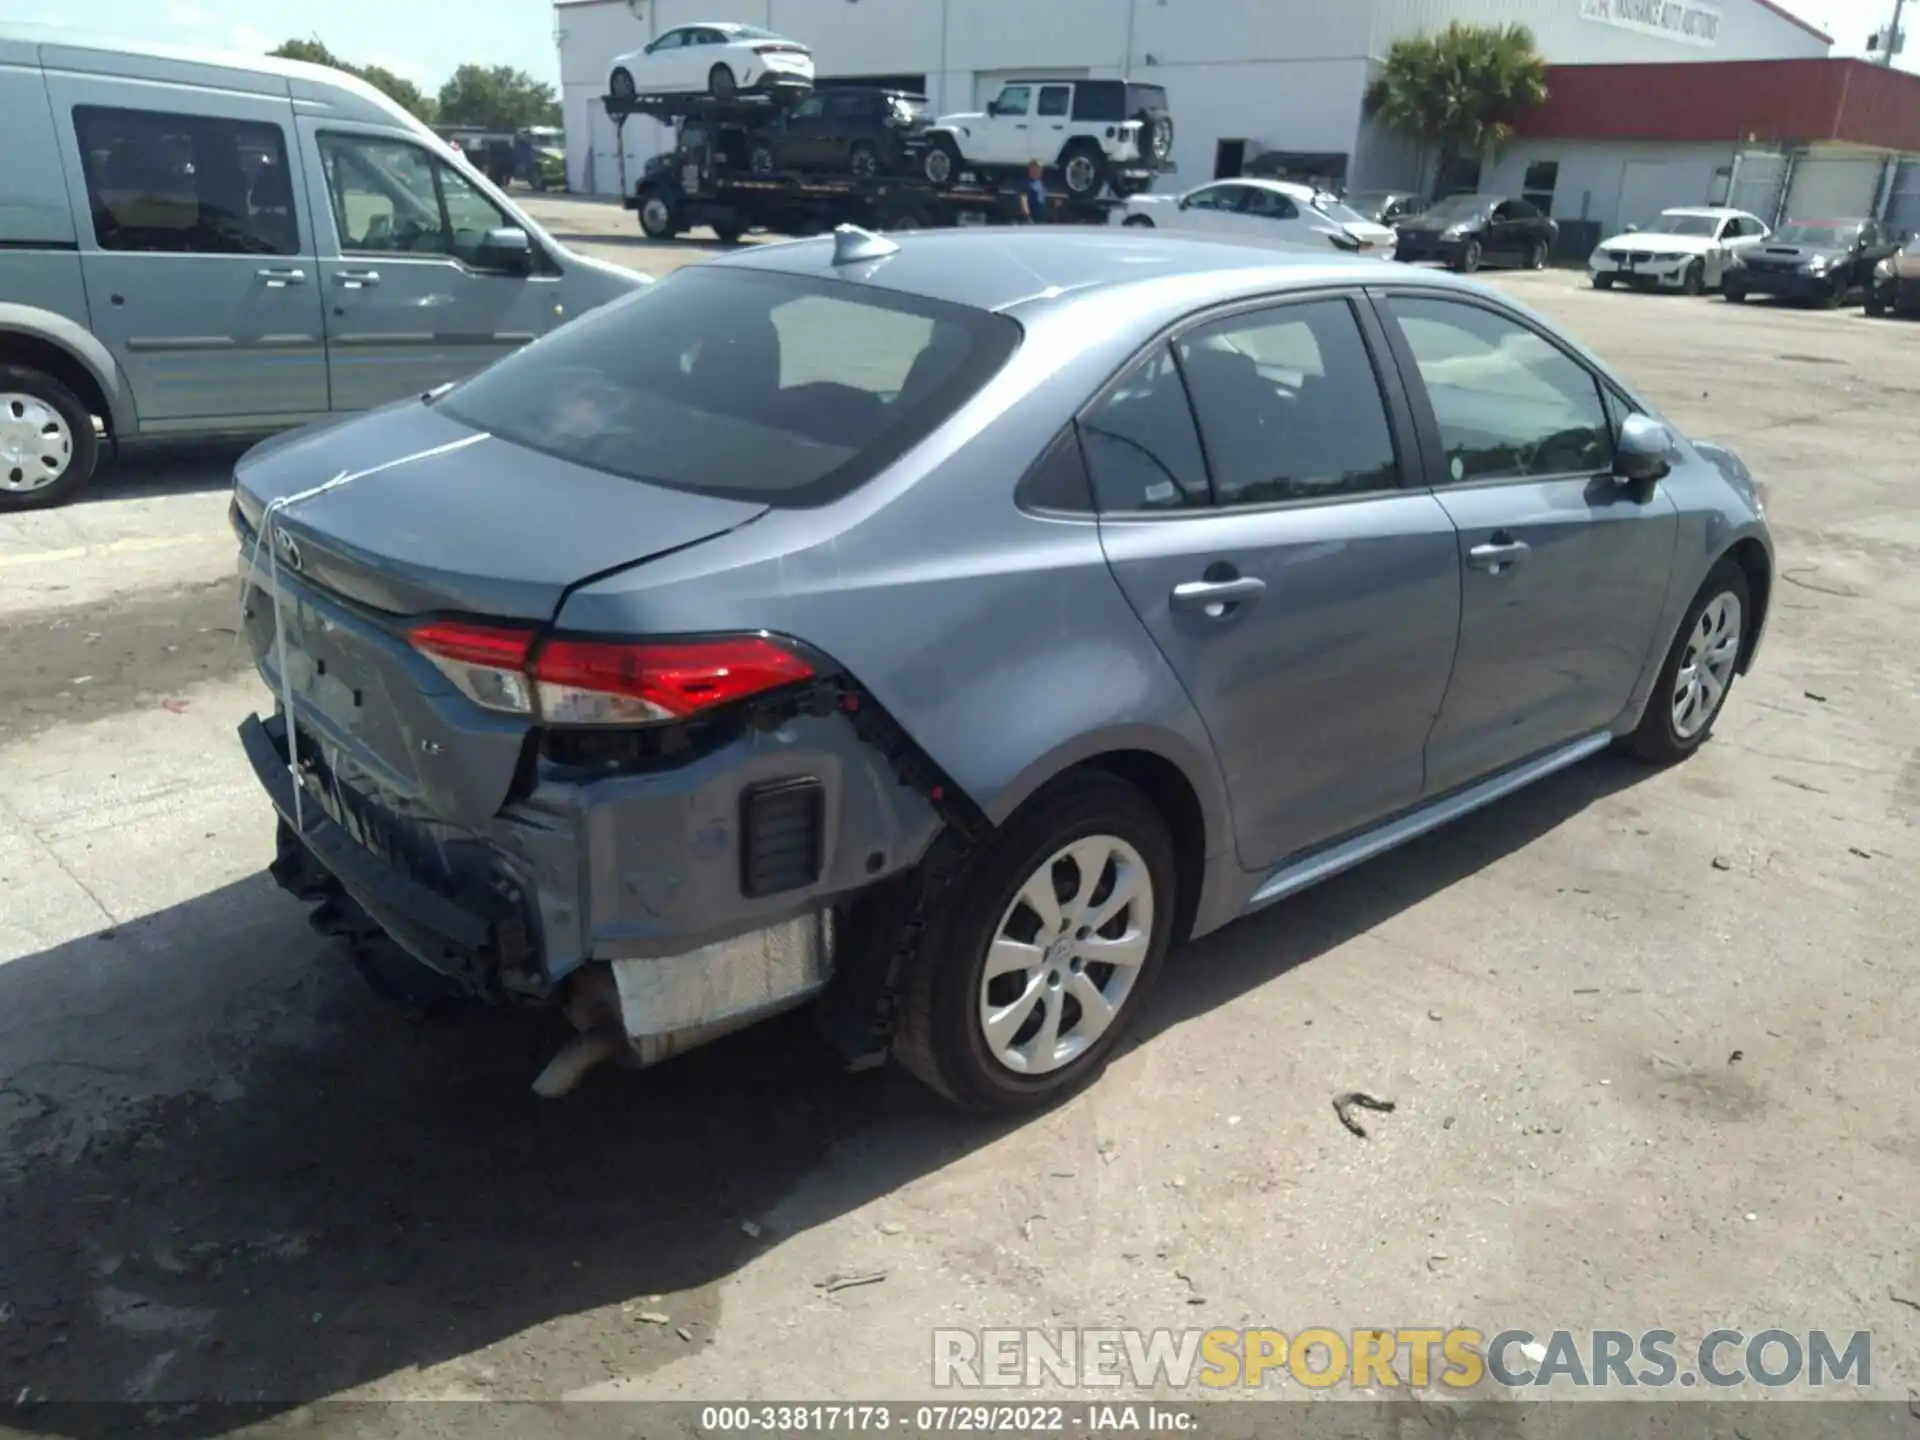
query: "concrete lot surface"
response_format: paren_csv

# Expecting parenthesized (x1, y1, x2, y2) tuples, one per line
(1, 197, 1916, 1425)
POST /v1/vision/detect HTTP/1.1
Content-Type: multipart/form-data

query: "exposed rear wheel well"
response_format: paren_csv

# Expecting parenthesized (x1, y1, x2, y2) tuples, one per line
(0, 332, 112, 440)
(1074, 750, 1206, 945)
(1724, 538, 1770, 672)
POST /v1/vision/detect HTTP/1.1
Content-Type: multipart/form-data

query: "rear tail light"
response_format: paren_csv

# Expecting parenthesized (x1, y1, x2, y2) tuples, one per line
(753, 42, 806, 54)
(407, 622, 815, 726)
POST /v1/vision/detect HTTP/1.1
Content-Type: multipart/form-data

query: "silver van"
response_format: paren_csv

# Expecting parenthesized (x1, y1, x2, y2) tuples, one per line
(0, 25, 646, 509)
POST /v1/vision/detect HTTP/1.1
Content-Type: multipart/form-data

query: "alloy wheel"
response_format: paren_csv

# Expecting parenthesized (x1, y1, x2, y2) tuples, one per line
(925, 148, 953, 185)
(1671, 592, 1742, 740)
(1063, 154, 1099, 196)
(1, 393, 72, 493)
(976, 835, 1153, 1077)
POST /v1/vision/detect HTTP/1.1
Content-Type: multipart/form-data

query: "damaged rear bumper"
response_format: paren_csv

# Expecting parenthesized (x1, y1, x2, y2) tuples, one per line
(243, 712, 535, 993)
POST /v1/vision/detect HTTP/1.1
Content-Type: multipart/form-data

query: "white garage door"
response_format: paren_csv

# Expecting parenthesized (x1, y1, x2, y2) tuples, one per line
(1785, 155, 1887, 223)
(972, 67, 1088, 108)
(1727, 151, 1790, 226)
(1887, 161, 1920, 235)
(1615, 160, 1706, 232)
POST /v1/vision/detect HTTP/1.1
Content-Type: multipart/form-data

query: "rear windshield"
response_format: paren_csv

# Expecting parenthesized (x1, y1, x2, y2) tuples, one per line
(439, 267, 1021, 507)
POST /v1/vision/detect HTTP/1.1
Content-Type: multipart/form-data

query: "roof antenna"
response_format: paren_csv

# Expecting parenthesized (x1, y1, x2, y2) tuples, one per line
(831, 224, 900, 265)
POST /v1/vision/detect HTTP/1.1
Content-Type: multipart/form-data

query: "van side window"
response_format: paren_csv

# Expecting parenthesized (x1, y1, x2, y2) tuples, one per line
(318, 134, 514, 270)
(73, 106, 299, 256)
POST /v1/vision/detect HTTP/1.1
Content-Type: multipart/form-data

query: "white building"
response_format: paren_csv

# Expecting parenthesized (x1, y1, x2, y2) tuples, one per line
(553, 0, 1850, 227)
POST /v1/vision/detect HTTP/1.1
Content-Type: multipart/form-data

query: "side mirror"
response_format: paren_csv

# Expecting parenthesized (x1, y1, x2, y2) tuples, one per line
(1615, 413, 1675, 485)
(478, 225, 533, 271)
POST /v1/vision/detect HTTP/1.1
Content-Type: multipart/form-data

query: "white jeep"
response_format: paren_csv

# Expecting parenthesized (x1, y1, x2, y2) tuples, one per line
(921, 79, 1175, 199)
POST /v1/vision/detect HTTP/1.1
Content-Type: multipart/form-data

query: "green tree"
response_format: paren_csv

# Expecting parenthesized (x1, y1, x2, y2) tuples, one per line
(436, 64, 561, 131)
(1364, 22, 1549, 200)
(270, 37, 437, 122)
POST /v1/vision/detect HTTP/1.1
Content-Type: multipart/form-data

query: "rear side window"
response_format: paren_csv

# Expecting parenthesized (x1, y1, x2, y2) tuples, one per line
(73, 105, 299, 255)
(1037, 86, 1072, 118)
(439, 267, 1020, 506)
(1176, 299, 1400, 506)
(1078, 345, 1210, 512)
(1072, 84, 1124, 123)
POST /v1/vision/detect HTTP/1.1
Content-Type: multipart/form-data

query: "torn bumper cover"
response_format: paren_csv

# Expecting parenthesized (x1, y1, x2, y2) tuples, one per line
(241, 707, 919, 1085)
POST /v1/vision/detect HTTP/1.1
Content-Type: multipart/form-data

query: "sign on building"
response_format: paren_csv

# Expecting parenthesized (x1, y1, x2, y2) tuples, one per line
(1579, 0, 1722, 48)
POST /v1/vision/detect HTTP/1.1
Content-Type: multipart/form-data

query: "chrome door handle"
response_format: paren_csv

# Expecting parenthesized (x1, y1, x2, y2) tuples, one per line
(1171, 576, 1266, 615)
(257, 267, 306, 287)
(336, 269, 381, 288)
(1467, 539, 1531, 573)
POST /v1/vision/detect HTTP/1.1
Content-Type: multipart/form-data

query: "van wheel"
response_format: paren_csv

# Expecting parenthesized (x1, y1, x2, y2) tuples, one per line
(0, 366, 99, 512)
(892, 772, 1175, 1114)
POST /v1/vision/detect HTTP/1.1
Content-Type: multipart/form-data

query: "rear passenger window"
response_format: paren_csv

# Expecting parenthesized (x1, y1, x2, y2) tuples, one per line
(1078, 346, 1211, 512)
(73, 106, 299, 256)
(1174, 299, 1400, 506)
(1038, 86, 1072, 118)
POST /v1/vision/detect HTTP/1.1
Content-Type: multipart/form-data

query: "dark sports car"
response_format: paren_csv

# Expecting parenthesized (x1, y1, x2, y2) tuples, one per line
(1722, 218, 1899, 307)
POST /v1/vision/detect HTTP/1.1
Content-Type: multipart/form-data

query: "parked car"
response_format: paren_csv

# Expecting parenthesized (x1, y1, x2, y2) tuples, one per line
(747, 88, 928, 180)
(923, 79, 1174, 199)
(1588, 206, 1770, 295)
(0, 23, 644, 510)
(1866, 232, 1920, 318)
(607, 22, 813, 102)
(1722, 218, 1900, 307)
(1342, 190, 1426, 226)
(1120, 178, 1394, 254)
(1394, 194, 1558, 272)
(233, 225, 1773, 1115)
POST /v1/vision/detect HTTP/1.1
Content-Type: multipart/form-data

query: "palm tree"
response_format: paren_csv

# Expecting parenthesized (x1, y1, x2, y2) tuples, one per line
(1364, 22, 1549, 200)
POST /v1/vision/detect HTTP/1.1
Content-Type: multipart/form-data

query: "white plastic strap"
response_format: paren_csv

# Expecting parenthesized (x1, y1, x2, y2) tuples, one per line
(240, 432, 491, 834)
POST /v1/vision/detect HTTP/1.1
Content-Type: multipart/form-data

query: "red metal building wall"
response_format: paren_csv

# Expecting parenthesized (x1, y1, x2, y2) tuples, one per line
(1519, 59, 1920, 153)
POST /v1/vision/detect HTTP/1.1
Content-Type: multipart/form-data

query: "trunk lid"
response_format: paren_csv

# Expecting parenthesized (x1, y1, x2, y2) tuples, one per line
(235, 398, 767, 621)
(235, 399, 767, 829)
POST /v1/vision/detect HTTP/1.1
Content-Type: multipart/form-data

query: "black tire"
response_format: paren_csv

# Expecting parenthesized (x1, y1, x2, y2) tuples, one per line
(1122, 214, 1155, 228)
(1592, 273, 1615, 290)
(609, 67, 635, 99)
(1723, 284, 1746, 304)
(1058, 140, 1105, 200)
(1133, 110, 1174, 165)
(0, 365, 100, 511)
(1865, 294, 1885, 318)
(848, 140, 880, 181)
(750, 143, 778, 176)
(892, 772, 1177, 1115)
(923, 136, 961, 188)
(711, 221, 744, 245)
(1618, 558, 1752, 767)
(1818, 274, 1845, 309)
(636, 190, 680, 240)
(1528, 239, 1549, 271)
(1681, 258, 1705, 296)
(708, 63, 736, 100)
(1456, 238, 1483, 274)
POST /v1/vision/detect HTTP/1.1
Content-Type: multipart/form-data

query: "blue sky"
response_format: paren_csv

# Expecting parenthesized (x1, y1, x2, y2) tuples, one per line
(20, 0, 1918, 91)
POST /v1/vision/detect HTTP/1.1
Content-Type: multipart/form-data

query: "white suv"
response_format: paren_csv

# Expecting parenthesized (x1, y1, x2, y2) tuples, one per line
(921, 79, 1174, 199)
